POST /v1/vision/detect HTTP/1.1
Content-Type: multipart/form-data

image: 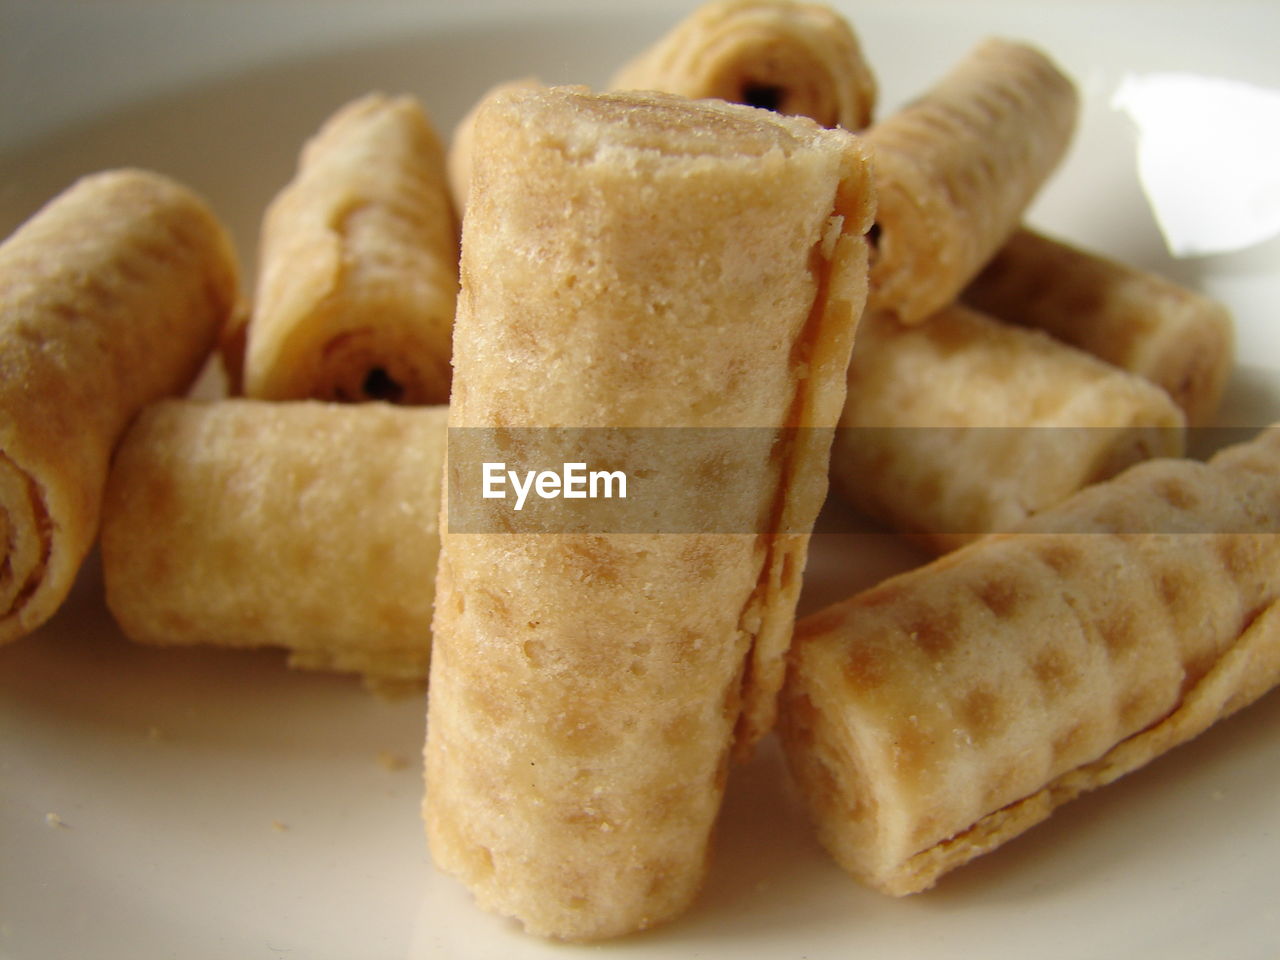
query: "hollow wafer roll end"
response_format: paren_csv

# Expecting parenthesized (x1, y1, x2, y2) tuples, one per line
(611, 0, 876, 131)
(0, 168, 239, 644)
(864, 37, 1078, 323)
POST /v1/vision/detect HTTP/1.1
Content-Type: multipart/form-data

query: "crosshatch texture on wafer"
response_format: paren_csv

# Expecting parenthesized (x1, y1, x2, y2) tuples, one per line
(830, 303, 1186, 551)
(963, 227, 1235, 427)
(781, 426, 1280, 896)
(101, 400, 446, 686)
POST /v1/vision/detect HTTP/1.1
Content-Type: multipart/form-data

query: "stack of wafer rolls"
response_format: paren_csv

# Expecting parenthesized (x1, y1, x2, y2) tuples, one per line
(0, 169, 238, 645)
(863, 37, 1077, 324)
(964, 227, 1235, 426)
(610, 0, 876, 130)
(832, 304, 1187, 552)
(100, 400, 446, 687)
(780, 424, 1280, 897)
(424, 85, 873, 940)
(239, 93, 458, 405)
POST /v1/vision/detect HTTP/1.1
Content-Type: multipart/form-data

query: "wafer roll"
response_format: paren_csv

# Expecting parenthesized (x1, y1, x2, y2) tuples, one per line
(963, 228, 1235, 426)
(101, 399, 445, 687)
(0, 169, 238, 645)
(611, 0, 876, 130)
(864, 37, 1077, 324)
(425, 86, 873, 941)
(831, 303, 1186, 552)
(446, 77, 542, 215)
(242, 93, 458, 405)
(781, 425, 1280, 897)
(450, 3, 876, 215)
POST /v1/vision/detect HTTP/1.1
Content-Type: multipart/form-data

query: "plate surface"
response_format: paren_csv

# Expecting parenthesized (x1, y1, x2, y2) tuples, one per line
(3, 3, 1280, 959)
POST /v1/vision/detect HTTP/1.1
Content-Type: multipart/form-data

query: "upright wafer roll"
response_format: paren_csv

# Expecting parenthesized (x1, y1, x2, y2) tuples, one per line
(425, 86, 873, 940)
(780, 425, 1280, 897)
(241, 93, 458, 405)
(101, 399, 446, 688)
(831, 303, 1186, 552)
(964, 228, 1235, 426)
(864, 37, 1078, 324)
(0, 169, 238, 645)
(446, 77, 542, 215)
(610, 0, 876, 130)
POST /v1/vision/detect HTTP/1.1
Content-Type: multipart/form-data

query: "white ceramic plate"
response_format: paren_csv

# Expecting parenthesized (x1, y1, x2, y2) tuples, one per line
(3, 3, 1280, 958)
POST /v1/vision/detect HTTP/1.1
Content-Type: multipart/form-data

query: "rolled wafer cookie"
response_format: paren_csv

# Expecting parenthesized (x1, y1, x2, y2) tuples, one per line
(610, 0, 876, 130)
(241, 93, 458, 405)
(101, 399, 446, 688)
(964, 227, 1235, 426)
(446, 77, 542, 215)
(864, 37, 1078, 324)
(425, 86, 873, 940)
(780, 425, 1280, 897)
(831, 303, 1186, 552)
(0, 169, 238, 645)
(449, 2, 875, 215)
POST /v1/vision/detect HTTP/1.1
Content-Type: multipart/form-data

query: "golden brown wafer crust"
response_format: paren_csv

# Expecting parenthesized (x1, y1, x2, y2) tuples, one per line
(781, 426, 1280, 895)
(611, 0, 876, 130)
(0, 169, 238, 644)
(446, 77, 542, 215)
(864, 38, 1078, 324)
(101, 399, 446, 687)
(964, 228, 1235, 426)
(425, 85, 873, 940)
(831, 304, 1186, 551)
(243, 93, 458, 404)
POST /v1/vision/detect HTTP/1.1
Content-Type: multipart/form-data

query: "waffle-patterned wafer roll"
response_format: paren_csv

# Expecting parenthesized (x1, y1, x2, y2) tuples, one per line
(831, 303, 1186, 551)
(101, 399, 446, 688)
(864, 37, 1077, 324)
(610, 0, 876, 130)
(0, 169, 238, 645)
(242, 93, 458, 404)
(964, 228, 1235, 426)
(780, 425, 1280, 896)
(425, 86, 873, 940)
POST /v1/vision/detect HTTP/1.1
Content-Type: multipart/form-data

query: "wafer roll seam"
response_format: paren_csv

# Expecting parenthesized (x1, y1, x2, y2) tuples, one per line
(889, 589, 1280, 895)
(425, 85, 873, 941)
(781, 426, 1280, 896)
